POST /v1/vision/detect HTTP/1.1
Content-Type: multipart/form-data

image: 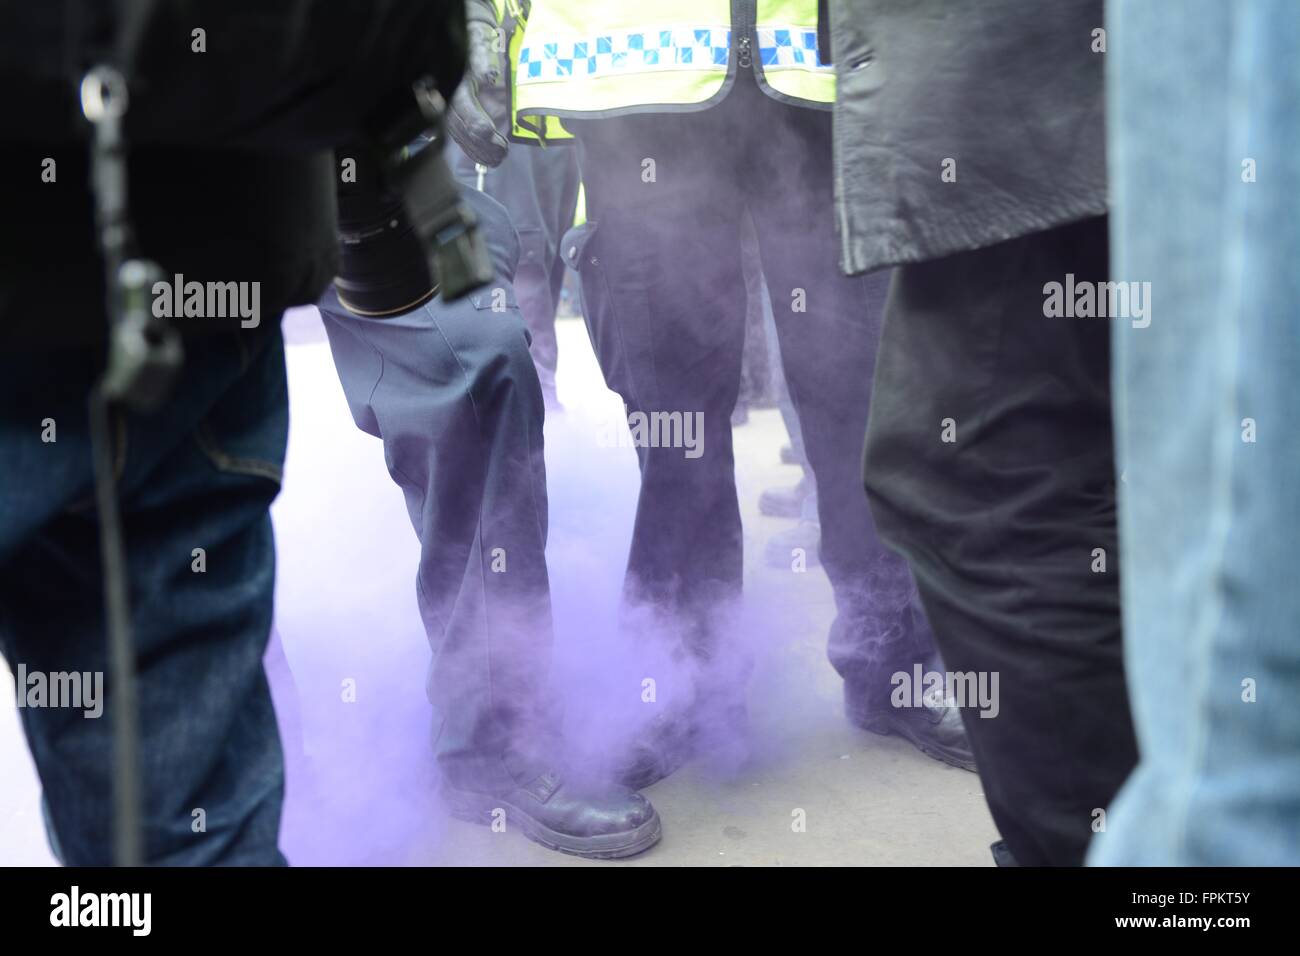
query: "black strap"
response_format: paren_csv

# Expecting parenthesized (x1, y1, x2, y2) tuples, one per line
(818, 0, 833, 65)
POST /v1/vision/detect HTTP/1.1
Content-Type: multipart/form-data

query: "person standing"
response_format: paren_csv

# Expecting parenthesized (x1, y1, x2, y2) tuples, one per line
(827, 0, 1139, 865)
(0, 0, 471, 865)
(505, 0, 973, 783)
(320, 142, 661, 857)
(1091, 0, 1300, 866)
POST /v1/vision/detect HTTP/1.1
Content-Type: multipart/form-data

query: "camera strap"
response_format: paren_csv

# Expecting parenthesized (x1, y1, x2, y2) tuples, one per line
(80, 0, 180, 868)
(82, 0, 183, 409)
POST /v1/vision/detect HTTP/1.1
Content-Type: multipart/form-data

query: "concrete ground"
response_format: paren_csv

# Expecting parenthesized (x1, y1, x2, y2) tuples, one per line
(1, 309, 997, 867)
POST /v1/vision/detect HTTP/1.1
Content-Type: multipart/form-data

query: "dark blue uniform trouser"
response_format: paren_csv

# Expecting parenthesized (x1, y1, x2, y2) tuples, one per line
(448, 140, 580, 402)
(566, 71, 934, 696)
(317, 278, 559, 793)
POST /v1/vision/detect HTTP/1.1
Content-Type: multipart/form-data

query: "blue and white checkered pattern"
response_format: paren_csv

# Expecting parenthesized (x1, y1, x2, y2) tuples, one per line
(517, 27, 732, 83)
(756, 27, 831, 71)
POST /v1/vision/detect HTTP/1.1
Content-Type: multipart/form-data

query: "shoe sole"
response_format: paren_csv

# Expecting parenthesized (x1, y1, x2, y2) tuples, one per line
(441, 786, 663, 860)
(855, 714, 978, 773)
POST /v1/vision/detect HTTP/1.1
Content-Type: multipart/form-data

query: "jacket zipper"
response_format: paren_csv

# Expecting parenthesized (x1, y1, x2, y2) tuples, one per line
(734, 0, 755, 74)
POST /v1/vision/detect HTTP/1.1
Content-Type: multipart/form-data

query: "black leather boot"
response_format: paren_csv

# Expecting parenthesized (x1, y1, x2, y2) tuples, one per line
(613, 691, 753, 790)
(844, 657, 977, 772)
(442, 770, 662, 859)
(612, 709, 699, 791)
(991, 840, 1020, 866)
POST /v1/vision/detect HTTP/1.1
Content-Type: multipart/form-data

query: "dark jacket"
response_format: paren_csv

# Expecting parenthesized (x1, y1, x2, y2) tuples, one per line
(827, 0, 1107, 275)
(0, 0, 465, 349)
(1, 146, 340, 348)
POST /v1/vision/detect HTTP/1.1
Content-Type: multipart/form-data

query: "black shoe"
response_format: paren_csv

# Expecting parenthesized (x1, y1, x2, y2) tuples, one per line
(990, 840, 1019, 867)
(614, 693, 752, 790)
(845, 675, 977, 772)
(758, 476, 813, 519)
(442, 770, 661, 860)
(612, 709, 699, 791)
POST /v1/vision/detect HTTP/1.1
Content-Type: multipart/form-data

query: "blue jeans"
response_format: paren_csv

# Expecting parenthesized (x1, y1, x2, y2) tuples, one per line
(0, 329, 289, 865)
(1091, 0, 1300, 865)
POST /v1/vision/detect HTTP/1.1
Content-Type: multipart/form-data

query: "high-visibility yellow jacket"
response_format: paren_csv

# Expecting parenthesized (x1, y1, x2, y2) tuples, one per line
(508, 0, 833, 143)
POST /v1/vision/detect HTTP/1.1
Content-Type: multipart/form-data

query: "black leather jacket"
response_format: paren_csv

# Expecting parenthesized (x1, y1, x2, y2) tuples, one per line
(827, 0, 1108, 275)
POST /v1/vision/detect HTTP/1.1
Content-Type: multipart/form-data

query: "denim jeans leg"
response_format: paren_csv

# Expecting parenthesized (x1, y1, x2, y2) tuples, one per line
(0, 329, 289, 865)
(1092, 0, 1300, 865)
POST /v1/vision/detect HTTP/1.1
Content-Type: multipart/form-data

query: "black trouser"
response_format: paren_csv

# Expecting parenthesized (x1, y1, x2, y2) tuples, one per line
(863, 217, 1139, 865)
(568, 72, 931, 690)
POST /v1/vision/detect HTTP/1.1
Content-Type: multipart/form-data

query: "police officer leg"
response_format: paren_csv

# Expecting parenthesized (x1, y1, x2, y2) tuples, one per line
(320, 287, 557, 792)
(318, 268, 660, 858)
(571, 115, 749, 628)
(744, 87, 973, 770)
(569, 114, 750, 788)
